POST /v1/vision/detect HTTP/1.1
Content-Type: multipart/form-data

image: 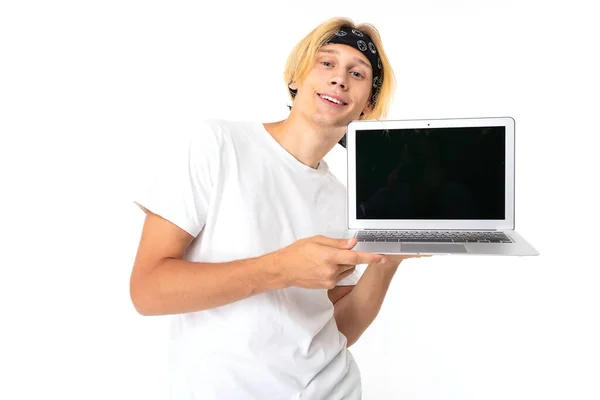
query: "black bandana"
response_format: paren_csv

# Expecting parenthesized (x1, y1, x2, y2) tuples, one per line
(288, 26, 383, 108)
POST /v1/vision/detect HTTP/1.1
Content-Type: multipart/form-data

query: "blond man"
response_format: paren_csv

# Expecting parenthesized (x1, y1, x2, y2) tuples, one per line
(131, 17, 409, 400)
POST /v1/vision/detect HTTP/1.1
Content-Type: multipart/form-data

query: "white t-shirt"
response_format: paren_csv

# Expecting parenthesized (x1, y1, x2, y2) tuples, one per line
(134, 119, 365, 400)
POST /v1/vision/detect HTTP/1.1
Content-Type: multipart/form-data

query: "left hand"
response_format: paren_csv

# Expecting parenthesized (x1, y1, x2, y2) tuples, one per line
(378, 253, 432, 267)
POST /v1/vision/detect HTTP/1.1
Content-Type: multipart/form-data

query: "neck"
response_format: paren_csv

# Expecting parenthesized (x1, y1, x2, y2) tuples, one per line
(263, 112, 346, 169)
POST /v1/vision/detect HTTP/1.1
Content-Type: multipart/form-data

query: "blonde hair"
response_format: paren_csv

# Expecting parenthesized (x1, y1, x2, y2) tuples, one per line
(283, 17, 396, 120)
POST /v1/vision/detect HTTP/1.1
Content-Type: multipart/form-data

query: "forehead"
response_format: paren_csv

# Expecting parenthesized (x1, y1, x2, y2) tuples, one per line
(316, 43, 372, 69)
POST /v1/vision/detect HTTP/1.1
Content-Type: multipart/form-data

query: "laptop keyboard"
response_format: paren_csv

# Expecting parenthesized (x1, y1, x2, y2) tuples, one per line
(357, 231, 513, 243)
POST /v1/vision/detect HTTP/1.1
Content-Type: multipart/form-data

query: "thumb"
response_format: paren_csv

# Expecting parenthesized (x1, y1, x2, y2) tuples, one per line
(343, 237, 357, 249)
(311, 235, 357, 249)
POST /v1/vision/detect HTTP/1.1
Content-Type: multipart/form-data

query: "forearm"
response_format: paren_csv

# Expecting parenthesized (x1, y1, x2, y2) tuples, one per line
(333, 262, 399, 347)
(130, 254, 283, 316)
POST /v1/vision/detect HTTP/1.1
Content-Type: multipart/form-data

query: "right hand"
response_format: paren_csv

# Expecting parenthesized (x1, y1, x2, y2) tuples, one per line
(272, 235, 386, 289)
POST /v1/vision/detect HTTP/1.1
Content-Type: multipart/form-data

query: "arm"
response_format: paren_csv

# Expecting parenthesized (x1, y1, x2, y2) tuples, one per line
(330, 259, 400, 348)
(130, 212, 385, 316)
(129, 211, 283, 316)
(328, 285, 355, 305)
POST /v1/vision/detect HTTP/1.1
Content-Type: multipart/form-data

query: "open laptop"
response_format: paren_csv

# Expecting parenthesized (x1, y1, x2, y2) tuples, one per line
(346, 117, 539, 256)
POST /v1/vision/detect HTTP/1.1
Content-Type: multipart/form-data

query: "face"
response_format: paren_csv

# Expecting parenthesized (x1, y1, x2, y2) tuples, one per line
(289, 43, 374, 129)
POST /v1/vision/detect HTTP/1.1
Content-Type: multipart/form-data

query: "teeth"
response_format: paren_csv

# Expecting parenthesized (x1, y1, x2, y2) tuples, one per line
(320, 94, 344, 105)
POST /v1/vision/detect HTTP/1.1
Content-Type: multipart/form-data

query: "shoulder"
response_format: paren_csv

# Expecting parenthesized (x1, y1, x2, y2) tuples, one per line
(183, 118, 258, 156)
(196, 118, 259, 141)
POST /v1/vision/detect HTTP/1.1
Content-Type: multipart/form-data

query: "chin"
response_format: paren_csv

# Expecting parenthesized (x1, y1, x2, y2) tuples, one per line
(311, 113, 351, 128)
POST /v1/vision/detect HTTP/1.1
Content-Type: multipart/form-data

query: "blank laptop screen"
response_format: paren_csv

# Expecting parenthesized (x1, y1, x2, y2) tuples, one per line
(355, 126, 506, 220)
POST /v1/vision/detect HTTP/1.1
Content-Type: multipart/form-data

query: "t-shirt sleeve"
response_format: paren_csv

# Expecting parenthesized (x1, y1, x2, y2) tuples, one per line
(133, 122, 222, 237)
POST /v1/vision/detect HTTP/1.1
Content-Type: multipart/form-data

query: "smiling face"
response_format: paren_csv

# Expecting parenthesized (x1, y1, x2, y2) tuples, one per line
(289, 43, 374, 129)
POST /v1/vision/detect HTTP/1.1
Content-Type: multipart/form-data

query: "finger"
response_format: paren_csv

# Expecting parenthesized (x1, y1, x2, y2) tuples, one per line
(334, 249, 385, 266)
(385, 254, 431, 263)
(336, 264, 356, 273)
(337, 267, 356, 281)
(311, 235, 357, 249)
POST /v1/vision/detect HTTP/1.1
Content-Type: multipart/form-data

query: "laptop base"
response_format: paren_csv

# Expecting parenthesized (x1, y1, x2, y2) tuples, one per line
(352, 230, 539, 256)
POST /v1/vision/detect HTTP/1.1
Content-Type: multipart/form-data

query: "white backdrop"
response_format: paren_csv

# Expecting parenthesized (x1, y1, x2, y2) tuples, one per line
(1, 1, 598, 399)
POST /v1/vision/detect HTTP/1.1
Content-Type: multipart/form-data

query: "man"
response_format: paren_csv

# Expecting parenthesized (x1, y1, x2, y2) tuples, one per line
(130, 17, 422, 399)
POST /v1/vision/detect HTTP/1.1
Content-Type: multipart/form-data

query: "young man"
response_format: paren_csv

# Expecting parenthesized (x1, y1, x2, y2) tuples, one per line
(131, 17, 421, 399)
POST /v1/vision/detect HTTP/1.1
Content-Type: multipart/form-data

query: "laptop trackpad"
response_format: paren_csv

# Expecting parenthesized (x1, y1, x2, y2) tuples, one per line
(402, 243, 467, 254)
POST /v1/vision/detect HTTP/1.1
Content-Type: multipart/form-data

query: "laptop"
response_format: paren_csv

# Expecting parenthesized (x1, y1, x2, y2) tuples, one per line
(346, 117, 539, 256)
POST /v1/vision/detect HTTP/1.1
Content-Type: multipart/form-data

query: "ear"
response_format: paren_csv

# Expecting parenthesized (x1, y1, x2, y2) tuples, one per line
(288, 80, 298, 91)
(361, 101, 373, 118)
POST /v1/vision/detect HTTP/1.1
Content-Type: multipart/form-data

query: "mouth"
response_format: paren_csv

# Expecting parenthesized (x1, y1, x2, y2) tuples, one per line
(316, 92, 348, 106)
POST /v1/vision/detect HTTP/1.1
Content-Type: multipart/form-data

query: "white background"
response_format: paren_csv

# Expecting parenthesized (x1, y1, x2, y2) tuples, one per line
(1, 1, 598, 399)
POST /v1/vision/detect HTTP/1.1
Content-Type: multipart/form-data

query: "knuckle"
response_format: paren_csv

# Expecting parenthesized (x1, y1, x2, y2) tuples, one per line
(308, 242, 322, 254)
(326, 266, 338, 279)
(321, 250, 334, 264)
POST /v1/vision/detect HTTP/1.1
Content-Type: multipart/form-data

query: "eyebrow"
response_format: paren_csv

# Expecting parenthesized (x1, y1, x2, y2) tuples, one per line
(317, 48, 372, 70)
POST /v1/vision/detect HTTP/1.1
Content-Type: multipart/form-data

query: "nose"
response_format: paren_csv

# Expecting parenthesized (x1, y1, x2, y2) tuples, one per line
(330, 80, 346, 90)
(329, 72, 347, 90)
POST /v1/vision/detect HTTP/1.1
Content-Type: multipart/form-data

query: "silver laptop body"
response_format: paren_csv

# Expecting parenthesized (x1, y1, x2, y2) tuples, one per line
(346, 117, 539, 256)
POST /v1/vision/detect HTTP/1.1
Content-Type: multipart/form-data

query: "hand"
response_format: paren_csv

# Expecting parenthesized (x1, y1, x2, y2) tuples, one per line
(273, 235, 386, 289)
(377, 253, 432, 267)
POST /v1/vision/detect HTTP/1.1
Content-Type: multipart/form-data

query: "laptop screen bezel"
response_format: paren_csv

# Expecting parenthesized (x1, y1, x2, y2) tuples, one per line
(346, 117, 515, 231)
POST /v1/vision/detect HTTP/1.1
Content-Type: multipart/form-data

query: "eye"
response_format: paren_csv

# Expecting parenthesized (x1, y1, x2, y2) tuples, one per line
(321, 61, 333, 67)
(351, 71, 364, 78)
